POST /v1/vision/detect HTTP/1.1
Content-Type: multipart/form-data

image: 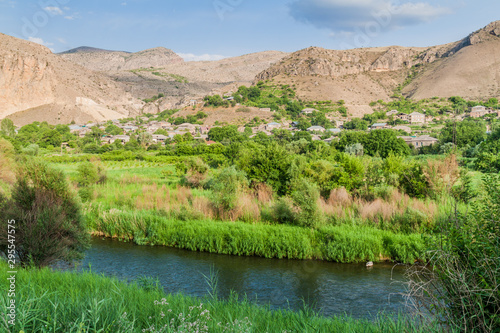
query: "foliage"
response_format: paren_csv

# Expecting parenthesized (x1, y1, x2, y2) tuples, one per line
(0, 158, 90, 267)
(291, 178, 323, 228)
(210, 166, 249, 217)
(439, 119, 487, 148)
(406, 175, 500, 332)
(76, 161, 107, 187)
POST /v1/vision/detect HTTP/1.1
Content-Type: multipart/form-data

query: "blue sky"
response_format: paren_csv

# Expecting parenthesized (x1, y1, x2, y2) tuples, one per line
(0, 0, 498, 60)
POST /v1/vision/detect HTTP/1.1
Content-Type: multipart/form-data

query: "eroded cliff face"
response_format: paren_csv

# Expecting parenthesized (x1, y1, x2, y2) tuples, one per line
(59, 47, 184, 72)
(0, 33, 142, 123)
(255, 46, 426, 81)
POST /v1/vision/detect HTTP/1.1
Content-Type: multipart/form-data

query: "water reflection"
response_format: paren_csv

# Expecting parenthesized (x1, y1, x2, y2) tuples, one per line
(60, 238, 408, 319)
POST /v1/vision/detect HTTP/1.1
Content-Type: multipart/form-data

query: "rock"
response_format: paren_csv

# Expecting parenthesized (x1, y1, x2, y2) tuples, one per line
(366, 261, 374, 267)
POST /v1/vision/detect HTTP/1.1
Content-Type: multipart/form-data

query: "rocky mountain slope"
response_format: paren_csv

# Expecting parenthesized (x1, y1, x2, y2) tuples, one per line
(59, 47, 287, 112)
(256, 21, 500, 113)
(0, 33, 142, 125)
(59, 46, 184, 71)
(403, 21, 500, 99)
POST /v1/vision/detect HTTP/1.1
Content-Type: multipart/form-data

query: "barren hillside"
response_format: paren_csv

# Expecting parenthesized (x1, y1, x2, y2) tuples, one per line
(256, 21, 500, 111)
(60, 46, 184, 71)
(0, 33, 142, 125)
(403, 21, 500, 99)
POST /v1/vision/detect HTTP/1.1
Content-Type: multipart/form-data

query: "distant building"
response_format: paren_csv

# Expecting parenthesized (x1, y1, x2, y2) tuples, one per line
(399, 135, 438, 148)
(307, 126, 325, 132)
(266, 122, 281, 131)
(386, 110, 399, 117)
(409, 112, 425, 124)
(370, 123, 390, 130)
(259, 108, 271, 112)
(327, 128, 342, 134)
(395, 113, 409, 122)
(152, 135, 168, 143)
(470, 106, 489, 118)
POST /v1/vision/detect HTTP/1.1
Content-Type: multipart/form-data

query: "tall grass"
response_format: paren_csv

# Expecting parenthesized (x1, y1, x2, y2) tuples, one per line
(0, 262, 447, 332)
(85, 206, 426, 263)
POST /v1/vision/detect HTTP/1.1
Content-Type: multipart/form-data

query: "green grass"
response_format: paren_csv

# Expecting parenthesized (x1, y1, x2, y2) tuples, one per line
(85, 207, 426, 263)
(0, 262, 446, 332)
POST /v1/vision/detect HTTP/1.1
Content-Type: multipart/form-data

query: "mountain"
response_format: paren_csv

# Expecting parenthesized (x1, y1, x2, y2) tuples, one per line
(59, 46, 184, 71)
(0, 33, 142, 125)
(59, 47, 288, 112)
(255, 21, 500, 115)
(403, 21, 500, 100)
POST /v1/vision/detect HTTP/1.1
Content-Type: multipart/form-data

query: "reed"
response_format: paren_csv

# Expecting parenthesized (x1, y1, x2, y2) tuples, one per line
(0, 262, 446, 332)
(85, 207, 426, 263)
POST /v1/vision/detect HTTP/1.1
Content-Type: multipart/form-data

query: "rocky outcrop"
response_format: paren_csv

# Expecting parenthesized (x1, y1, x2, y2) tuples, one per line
(256, 46, 426, 81)
(0, 33, 142, 124)
(60, 47, 184, 72)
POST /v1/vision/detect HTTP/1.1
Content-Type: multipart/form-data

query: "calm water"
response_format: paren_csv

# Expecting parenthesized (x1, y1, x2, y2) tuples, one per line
(60, 238, 409, 319)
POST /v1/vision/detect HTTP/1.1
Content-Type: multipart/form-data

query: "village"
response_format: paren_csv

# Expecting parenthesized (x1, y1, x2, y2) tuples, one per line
(65, 104, 500, 150)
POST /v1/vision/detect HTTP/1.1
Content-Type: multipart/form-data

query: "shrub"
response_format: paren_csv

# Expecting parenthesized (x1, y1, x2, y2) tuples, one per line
(406, 175, 500, 332)
(291, 178, 323, 228)
(210, 166, 249, 219)
(76, 161, 107, 187)
(0, 158, 90, 267)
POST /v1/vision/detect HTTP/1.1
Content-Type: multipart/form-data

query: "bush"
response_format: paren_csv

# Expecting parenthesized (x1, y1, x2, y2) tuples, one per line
(407, 175, 500, 332)
(290, 178, 323, 228)
(0, 158, 90, 267)
(210, 166, 249, 219)
(76, 161, 107, 187)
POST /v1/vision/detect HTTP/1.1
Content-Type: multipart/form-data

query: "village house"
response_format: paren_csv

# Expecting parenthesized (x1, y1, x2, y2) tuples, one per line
(370, 123, 390, 130)
(307, 126, 326, 133)
(176, 123, 197, 133)
(266, 122, 281, 131)
(327, 128, 342, 135)
(395, 113, 409, 122)
(470, 106, 490, 118)
(399, 135, 438, 148)
(102, 135, 130, 144)
(152, 134, 168, 143)
(409, 112, 426, 124)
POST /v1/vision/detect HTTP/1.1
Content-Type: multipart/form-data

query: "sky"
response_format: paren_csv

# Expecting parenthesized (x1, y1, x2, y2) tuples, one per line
(0, 0, 499, 61)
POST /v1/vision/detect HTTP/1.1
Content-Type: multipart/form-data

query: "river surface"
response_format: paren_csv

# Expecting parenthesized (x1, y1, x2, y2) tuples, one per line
(61, 238, 410, 319)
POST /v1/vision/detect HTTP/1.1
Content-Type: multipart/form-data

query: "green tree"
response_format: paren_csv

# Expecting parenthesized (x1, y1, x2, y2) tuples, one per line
(343, 118, 368, 130)
(440, 119, 487, 148)
(1, 118, 16, 137)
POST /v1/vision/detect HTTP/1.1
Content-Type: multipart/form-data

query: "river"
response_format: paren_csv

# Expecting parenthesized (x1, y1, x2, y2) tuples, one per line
(60, 237, 410, 319)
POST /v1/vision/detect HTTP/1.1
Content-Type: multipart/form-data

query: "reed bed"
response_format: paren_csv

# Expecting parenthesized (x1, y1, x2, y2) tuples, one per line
(0, 262, 446, 333)
(85, 206, 426, 263)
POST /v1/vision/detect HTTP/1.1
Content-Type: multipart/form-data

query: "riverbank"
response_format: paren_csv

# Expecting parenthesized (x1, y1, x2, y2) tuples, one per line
(85, 206, 427, 263)
(0, 262, 443, 332)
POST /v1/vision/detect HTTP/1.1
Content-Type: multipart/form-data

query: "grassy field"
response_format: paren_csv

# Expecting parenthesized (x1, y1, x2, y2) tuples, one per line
(43, 159, 459, 263)
(0, 262, 446, 333)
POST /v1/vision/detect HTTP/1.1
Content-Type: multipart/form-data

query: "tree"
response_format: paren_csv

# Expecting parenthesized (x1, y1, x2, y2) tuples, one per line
(343, 118, 368, 130)
(1, 118, 16, 137)
(208, 126, 242, 143)
(440, 119, 487, 148)
(105, 124, 123, 135)
(363, 129, 411, 158)
(0, 158, 90, 267)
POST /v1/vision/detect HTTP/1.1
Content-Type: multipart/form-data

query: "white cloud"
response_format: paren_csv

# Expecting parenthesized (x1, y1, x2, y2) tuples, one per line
(44, 6, 64, 15)
(121, 2, 127, 5)
(64, 15, 75, 20)
(288, 0, 451, 32)
(177, 53, 227, 62)
(57, 37, 67, 44)
(28, 37, 55, 52)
